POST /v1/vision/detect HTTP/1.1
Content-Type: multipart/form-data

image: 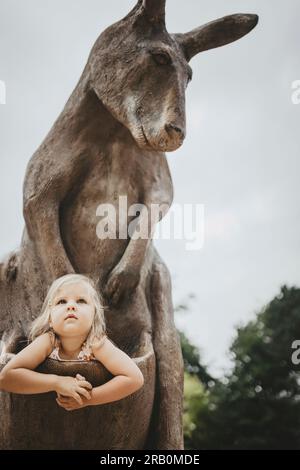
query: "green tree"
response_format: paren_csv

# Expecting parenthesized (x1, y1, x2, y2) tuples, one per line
(179, 330, 214, 386)
(183, 372, 210, 450)
(176, 323, 215, 449)
(182, 285, 300, 449)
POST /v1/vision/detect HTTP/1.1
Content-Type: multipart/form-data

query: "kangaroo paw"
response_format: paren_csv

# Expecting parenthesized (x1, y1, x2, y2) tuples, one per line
(5, 252, 19, 282)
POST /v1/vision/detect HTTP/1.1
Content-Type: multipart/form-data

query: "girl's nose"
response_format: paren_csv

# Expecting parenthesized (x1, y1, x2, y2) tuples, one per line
(67, 304, 76, 311)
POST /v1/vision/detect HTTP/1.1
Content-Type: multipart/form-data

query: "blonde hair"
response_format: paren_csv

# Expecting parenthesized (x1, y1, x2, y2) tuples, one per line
(29, 274, 107, 347)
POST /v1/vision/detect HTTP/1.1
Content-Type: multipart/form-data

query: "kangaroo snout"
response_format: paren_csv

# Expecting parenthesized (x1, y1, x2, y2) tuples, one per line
(165, 122, 185, 141)
(155, 122, 185, 151)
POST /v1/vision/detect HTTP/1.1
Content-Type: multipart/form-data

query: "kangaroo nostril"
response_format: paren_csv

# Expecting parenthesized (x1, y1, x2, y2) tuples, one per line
(165, 123, 185, 139)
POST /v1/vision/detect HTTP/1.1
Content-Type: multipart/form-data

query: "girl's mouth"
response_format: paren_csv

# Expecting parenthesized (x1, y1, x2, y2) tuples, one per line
(65, 313, 78, 320)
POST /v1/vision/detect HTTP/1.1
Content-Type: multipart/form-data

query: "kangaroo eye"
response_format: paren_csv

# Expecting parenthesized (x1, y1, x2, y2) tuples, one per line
(152, 52, 171, 66)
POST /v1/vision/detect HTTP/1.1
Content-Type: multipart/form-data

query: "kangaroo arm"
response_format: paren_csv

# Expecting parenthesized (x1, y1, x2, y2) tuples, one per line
(122, 196, 172, 271)
(23, 140, 89, 280)
(23, 193, 74, 280)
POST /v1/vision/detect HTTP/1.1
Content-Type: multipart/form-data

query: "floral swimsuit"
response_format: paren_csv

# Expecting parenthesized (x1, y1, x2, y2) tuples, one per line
(49, 343, 95, 361)
(48, 332, 96, 361)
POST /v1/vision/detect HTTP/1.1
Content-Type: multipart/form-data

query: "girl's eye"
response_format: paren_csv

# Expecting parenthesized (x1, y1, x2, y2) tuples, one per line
(57, 299, 66, 305)
(77, 298, 87, 304)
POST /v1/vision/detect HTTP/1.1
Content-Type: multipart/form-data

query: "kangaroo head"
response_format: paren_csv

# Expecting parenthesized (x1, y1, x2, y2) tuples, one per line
(87, 0, 258, 152)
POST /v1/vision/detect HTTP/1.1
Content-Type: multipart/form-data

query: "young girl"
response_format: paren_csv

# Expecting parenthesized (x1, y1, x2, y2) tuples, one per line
(0, 274, 144, 411)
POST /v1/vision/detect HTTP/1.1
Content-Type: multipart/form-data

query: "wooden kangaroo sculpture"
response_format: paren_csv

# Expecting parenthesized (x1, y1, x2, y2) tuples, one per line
(0, 0, 258, 449)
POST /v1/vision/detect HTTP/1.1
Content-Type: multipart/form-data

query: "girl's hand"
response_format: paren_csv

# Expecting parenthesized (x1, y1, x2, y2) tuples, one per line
(54, 375, 92, 404)
(56, 394, 90, 411)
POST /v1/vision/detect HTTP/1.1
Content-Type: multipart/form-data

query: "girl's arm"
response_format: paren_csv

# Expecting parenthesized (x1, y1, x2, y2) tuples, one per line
(0, 333, 57, 393)
(89, 337, 144, 405)
(57, 337, 144, 410)
(0, 334, 92, 403)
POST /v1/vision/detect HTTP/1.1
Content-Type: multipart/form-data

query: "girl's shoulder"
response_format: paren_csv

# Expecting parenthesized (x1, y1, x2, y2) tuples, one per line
(91, 334, 107, 351)
(29, 332, 56, 358)
(91, 334, 116, 353)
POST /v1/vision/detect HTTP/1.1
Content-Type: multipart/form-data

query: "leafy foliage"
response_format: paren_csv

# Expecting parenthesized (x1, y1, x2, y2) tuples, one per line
(180, 285, 300, 449)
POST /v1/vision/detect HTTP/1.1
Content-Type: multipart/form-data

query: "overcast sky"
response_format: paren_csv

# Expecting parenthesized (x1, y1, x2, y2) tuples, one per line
(0, 0, 299, 377)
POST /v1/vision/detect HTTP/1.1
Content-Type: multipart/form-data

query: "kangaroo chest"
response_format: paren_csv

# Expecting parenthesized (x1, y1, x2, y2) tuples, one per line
(59, 145, 153, 274)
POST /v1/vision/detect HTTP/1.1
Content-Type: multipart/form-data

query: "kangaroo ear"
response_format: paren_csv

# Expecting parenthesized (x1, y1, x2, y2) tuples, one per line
(142, 0, 166, 24)
(173, 14, 259, 61)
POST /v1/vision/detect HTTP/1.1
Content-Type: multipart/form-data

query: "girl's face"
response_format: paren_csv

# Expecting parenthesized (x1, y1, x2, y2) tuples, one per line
(50, 282, 95, 339)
